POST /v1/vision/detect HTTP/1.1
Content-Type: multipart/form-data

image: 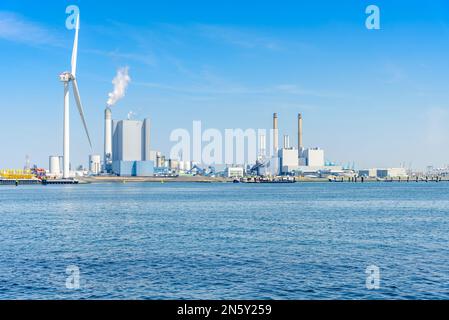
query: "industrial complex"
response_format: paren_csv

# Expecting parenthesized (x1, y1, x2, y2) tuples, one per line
(1, 13, 447, 185)
(42, 110, 437, 183)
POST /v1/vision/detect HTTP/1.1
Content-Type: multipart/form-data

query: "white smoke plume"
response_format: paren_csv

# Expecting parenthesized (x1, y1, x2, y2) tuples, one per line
(107, 67, 131, 107)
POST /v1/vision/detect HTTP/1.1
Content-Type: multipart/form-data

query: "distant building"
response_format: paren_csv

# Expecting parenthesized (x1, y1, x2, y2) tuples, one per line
(376, 168, 407, 178)
(112, 160, 154, 177)
(358, 168, 407, 178)
(112, 119, 151, 162)
(279, 148, 299, 174)
(302, 148, 325, 167)
(225, 167, 244, 178)
(111, 118, 154, 176)
(297, 165, 345, 176)
(359, 168, 377, 178)
(89, 155, 101, 175)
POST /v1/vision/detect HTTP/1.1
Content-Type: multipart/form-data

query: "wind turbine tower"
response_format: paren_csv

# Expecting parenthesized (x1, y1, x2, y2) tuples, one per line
(59, 14, 92, 179)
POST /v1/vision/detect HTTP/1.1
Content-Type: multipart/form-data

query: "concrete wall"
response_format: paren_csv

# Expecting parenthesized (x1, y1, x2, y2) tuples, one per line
(279, 149, 299, 174)
(304, 148, 325, 167)
(377, 168, 407, 178)
(112, 161, 137, 177)
(226, 167, 244, 178)
(112, 160, 154, 177)
(112, 119, 152, 162)
(143, 118, 151, 161)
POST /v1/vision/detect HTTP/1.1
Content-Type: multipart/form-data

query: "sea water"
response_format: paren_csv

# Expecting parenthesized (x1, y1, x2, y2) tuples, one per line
(0, 182, 448, 299)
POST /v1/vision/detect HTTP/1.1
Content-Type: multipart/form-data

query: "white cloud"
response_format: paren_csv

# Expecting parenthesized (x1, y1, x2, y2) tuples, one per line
(195, 24, 284, 51)
(0, 11, 61, 46)
(84, 48, 157, 66)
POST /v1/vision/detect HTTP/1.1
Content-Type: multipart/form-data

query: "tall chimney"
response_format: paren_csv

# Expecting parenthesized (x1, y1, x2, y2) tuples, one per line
(283, 135, 290, 149)
(104, 107, 112, 172)
(273, 113, 279, 155)
(298, 113, 303, 150)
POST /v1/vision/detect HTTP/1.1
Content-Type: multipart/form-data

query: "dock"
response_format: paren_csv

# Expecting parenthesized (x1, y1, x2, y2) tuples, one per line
(0, 179, 41, 186)
(42, 179, 79, 185)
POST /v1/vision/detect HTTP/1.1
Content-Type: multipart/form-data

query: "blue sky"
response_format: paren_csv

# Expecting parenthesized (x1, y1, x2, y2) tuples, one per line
(0, 0, 448, 170)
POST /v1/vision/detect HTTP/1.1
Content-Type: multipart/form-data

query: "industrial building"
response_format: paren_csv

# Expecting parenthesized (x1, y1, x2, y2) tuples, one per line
(376, 168, 407, 178)
(112, 118, 151, 162)
(358, 168, 408, 178)
(272, 112, 330, 176)
(49, 156, 61, 177)
(112, 160, 154, 177)
(225, 167, 244, 178)
(278, 135, 299, 174)
(104, 107, 155, 177)
(358, 168, 377, 178)
(89, 155, 101, 175)
(301, 148, 325, 167)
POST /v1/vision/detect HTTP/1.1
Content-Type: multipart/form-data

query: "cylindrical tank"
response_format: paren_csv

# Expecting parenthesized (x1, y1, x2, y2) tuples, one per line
(89, 155, 101, 175)
(49, 156, 61, 176)
(104, 107, 112, 170)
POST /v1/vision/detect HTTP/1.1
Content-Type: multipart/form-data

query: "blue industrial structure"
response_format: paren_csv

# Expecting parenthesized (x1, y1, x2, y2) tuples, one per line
(112, 160, 154, 177)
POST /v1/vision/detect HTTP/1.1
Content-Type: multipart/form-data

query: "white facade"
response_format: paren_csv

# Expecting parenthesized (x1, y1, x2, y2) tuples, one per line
(279, 148, 299, 174)
(112, 119, 151, 162)
(89, 155, 101, 175)
(303, 148, 325, 167)
(359, 169, 377, 177)
(377, 168, 407, 178)
(49, 156, 61, 176)
(226, 167, 244, 178)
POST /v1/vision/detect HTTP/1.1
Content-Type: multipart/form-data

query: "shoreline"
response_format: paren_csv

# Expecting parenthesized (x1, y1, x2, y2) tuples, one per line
(2, 176, 448, 185)
(80, 176, 449, 184)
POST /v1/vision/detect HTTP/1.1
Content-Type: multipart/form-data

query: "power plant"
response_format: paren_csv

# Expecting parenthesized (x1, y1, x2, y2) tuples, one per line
(42, 14, 338, 181)
(102, 106, 155, 177)
(41, 15, 361, 181)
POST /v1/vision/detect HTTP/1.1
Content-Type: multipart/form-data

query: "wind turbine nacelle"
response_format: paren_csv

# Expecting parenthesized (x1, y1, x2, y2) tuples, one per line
(59, 72, 72, 82)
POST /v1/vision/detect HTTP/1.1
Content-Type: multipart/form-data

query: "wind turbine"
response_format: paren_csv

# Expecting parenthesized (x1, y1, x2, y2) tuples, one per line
(59, 14, 92, 179)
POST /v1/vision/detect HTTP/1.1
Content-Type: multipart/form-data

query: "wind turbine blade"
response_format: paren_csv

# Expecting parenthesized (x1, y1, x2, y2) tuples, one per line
(71, 14, 80, 76)
(72, 78, 93, 149)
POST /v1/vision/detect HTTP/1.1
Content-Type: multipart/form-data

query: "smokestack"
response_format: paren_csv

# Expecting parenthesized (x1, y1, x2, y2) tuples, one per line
(298, 113, 303, 150)
(273, 113, 279, 155)
(283, 135, 290, 149)
(104, 107, 112, 172)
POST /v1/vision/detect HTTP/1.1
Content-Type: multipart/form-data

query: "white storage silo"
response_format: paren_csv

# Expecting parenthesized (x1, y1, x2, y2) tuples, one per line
(49, 156, 61, 176)
(89, 155, 101, 175)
